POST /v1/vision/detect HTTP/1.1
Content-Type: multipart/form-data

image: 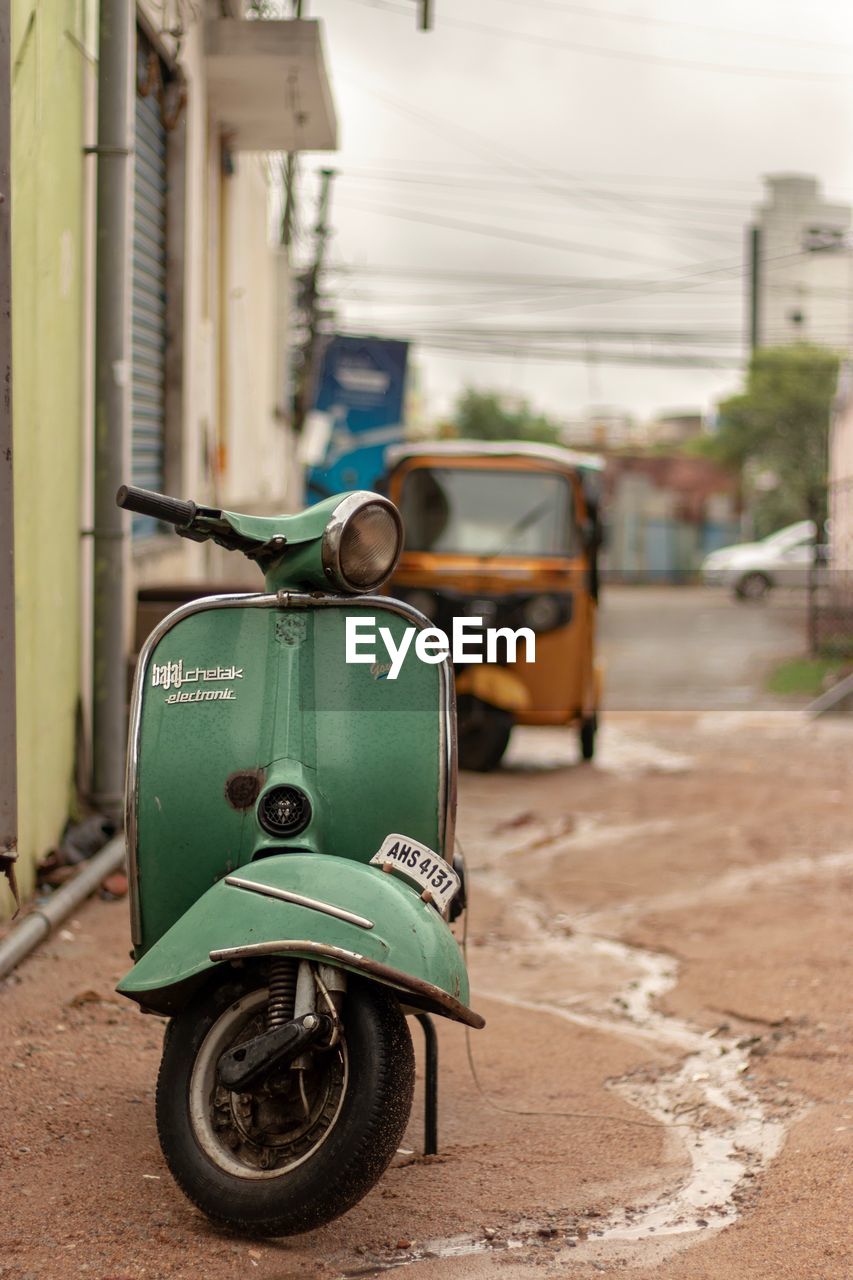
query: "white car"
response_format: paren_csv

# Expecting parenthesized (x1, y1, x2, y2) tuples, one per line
(701, 521, 820, 600)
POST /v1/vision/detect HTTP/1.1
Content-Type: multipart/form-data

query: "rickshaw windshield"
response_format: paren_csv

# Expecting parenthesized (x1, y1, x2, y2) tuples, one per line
(400, 466, 577, 557)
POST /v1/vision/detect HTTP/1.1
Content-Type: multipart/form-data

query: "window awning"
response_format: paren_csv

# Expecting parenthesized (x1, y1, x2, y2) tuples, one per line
(204, 18, 337, 152)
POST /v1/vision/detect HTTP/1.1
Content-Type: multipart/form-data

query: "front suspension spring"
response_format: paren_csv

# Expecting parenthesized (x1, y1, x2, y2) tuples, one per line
(266, 957, 297, 1028)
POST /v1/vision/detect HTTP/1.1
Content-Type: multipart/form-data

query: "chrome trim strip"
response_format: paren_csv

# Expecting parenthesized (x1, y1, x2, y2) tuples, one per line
(224, 874, 374, 930)
(210, 940, 368, 965)
(127, 590, 456, 945)
(207, 938, 486, 1029)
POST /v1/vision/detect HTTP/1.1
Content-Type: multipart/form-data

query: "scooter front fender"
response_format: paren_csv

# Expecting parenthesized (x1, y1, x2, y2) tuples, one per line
(116, 853, 484, 1028)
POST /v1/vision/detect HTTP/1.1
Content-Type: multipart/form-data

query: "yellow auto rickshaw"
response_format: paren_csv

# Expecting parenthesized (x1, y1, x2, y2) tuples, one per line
(384, 441, 605, 771)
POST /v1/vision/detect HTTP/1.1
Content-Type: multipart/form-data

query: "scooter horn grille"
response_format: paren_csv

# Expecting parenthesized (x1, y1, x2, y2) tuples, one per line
(257, 786, 312, 837)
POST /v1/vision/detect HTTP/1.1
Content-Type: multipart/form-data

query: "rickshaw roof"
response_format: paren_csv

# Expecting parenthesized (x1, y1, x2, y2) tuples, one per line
(384, 439, 606, 474)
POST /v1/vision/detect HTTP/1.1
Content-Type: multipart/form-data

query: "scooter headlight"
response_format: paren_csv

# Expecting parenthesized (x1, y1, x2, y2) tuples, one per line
(322, 493, 404, 593)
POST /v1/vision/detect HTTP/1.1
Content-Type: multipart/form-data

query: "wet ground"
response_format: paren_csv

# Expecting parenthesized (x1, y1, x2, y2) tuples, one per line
(2, 710, 851, 1280)
(599, 586, 806, 709)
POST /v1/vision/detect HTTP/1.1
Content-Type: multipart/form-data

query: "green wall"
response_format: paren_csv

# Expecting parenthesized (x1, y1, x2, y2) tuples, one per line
(2, 0, 88, 914)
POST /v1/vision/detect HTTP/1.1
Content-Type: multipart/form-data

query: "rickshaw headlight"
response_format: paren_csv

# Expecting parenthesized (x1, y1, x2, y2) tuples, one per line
(523, 594, 562, 632)
(322, 493, 404, 593)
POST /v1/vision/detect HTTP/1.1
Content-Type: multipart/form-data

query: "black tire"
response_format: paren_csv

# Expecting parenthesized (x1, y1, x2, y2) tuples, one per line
(457, 694, 513, 772)
(579, 713, 597, 762)
(155, 973, 414, 1236)
(734, 571, 772, 601)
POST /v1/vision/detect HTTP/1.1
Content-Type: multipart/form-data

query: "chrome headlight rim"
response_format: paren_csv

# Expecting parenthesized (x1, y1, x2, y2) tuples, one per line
(321, 492, 404, 594)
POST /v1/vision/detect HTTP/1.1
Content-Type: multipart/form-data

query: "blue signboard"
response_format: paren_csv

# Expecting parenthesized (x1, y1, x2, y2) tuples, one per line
(305, 336, 408, 502)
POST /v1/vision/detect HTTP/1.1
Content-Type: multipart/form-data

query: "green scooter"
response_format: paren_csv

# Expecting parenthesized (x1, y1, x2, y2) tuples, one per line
(115, 484, 483, 1236)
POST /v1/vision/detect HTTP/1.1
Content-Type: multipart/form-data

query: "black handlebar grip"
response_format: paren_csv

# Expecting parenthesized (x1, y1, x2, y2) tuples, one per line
(116, 484, 197, 527)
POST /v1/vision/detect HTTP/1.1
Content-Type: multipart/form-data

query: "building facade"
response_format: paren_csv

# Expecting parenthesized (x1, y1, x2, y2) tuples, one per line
(753, 174, 853, 350)
(603, 454, 741, 584)
(2, 2, 336, 916)
(9, 0, 91, 911)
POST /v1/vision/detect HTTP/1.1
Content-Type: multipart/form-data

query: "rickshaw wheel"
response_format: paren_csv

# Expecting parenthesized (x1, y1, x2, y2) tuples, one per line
(457, 695, 513, 772)
(579, 714, 597, 762)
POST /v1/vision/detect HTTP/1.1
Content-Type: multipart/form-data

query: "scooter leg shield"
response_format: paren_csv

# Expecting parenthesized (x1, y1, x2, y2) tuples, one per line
(117, 852, 484, 1028)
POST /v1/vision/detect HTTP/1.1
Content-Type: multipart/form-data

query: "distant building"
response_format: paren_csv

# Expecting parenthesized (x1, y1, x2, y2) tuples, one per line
(752, 175, 853, 350)
(561, 407, 641, 450)
(562, 406, 708, 451)
(647, 411, 705, 447)
(603, 455, 741, 583)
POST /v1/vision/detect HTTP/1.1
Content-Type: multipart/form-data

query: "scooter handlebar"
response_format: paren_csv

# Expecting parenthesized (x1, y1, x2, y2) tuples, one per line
(116, 484, 197, 528)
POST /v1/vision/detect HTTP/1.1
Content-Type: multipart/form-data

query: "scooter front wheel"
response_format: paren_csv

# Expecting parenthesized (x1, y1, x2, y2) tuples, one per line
(155, 972, 414, 1236)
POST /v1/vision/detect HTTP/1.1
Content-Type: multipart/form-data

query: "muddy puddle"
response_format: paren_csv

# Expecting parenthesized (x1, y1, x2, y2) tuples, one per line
(472, 909, 788, 1263)
(337, 793, 850, 1275)
(503, 723, 695, 777)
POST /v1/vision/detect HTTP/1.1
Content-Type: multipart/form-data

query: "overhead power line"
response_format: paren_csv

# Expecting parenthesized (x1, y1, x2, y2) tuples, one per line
(332, 167, 755, 212)
(486, 0, 853, 58)
(333, 177, 746, 248)
(350, 0, 853, 82)
(339, 197, 688, 268)
(340, 326, 746, 369)
(336, 75, 756, 260)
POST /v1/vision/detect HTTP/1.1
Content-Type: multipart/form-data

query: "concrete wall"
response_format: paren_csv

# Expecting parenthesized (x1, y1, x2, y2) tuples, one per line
(3, 0, 90, 913)
(2, 3, 307, 918)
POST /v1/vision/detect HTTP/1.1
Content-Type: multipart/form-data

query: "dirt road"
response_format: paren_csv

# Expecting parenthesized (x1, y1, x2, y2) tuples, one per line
(2, 712, 851, 1279)
(599, 586, 807, 710)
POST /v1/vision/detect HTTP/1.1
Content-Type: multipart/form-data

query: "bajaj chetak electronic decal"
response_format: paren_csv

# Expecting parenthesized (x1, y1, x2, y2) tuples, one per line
(150, 659, 243, 705)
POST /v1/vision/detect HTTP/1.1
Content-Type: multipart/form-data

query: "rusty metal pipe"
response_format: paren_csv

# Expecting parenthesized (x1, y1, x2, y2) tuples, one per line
(0, 0, 17, 909)
(91, 0, 133, 817)
(0, 836, 125, 982)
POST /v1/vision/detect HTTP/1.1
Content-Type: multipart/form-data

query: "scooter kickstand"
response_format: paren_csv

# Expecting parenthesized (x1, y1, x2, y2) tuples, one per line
(415, 1013, 438, 1156)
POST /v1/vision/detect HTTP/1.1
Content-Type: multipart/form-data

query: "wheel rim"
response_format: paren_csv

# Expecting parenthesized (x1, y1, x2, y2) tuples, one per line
(189, 987, 349, 1180)
(742, 574, 767, 598)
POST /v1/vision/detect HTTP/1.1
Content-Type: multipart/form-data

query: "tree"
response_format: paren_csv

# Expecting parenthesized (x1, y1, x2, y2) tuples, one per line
(703, 344, 838, 535)
(451, 389, 562, 445)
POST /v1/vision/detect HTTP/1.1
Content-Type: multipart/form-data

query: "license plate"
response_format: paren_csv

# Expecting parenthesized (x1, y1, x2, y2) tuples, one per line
(370, 834, 460, 911)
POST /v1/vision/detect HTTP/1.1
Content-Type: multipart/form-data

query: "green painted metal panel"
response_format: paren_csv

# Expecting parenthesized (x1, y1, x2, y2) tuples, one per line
(134, 601, 443, 954)
(118, 852, 469, 1017)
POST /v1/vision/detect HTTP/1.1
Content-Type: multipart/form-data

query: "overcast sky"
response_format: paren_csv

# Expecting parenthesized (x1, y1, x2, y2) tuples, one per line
(298, 0, 853, 425)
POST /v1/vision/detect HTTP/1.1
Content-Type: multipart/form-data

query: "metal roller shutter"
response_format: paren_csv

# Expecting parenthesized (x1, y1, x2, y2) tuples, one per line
(132, 32, 168, 538)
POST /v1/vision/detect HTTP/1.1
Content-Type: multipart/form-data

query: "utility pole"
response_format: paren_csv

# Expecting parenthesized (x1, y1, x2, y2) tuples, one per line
(91, 0, 133, 819)
(748, 224, 761, 352)
(280, 152, 297, 248)
(292, 167, 334, 433)
(0, 0, 18, 910)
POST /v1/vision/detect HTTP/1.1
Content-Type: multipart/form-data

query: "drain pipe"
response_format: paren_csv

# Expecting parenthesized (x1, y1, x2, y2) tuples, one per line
(91, 0, 133, 818)
(0, 836, 125, 982)
(0, 0, 18, 911)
